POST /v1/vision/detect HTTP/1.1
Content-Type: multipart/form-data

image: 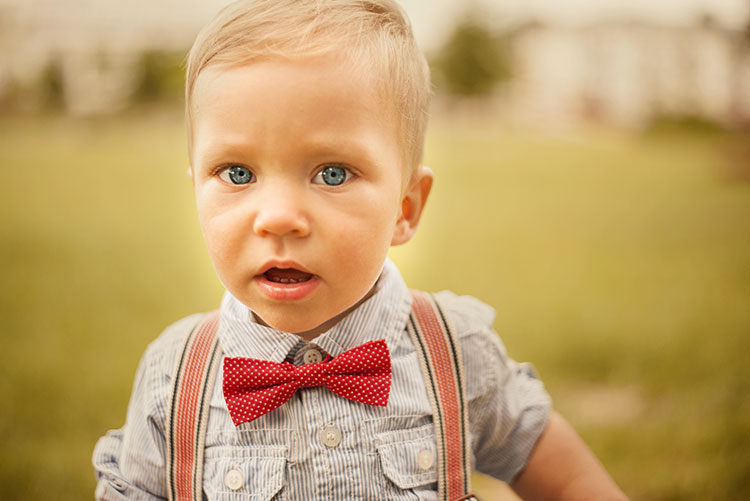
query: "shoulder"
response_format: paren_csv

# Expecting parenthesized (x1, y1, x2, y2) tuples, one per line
(141, 312, 206, 370)
(428, 291, 552, 473)
(432, 290, 496, 338)
(430, 291, 512, 397)
(431, 290, 504, 358)
(132, 313, 207, 404)
(94, 314, 207, 497)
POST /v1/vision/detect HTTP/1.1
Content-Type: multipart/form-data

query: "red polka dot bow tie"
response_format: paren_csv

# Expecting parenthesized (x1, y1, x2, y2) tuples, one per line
(222, 339, 392, 426)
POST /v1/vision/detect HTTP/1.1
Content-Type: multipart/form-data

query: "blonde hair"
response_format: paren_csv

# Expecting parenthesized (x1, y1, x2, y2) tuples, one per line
(185, 0, 431, 172)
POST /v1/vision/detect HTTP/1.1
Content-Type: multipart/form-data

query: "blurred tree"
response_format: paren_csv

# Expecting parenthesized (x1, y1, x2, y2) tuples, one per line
(132, 51, 185, 105)
(430, 13, 511, 98)
(0, 57, 65, 113)
(39, 57, 65, 110)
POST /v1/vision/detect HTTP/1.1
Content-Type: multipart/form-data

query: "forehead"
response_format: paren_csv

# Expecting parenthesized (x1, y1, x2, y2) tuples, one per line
(189, 56, 406, 173)
(192, 57, 395, 136)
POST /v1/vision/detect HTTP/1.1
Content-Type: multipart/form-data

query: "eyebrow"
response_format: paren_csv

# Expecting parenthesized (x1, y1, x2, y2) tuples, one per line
(193, 137, 254, 169)
(195, 134, 388, 171)
(301, 135, 384, 165)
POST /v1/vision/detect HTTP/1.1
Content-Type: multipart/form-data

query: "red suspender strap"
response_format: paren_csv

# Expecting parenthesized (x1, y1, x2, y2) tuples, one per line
(165, 310, 222, 501)
(408, 290, 478, 501)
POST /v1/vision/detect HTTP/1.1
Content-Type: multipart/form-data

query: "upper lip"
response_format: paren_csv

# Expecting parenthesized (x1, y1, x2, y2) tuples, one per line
(257, 259, 313, 276)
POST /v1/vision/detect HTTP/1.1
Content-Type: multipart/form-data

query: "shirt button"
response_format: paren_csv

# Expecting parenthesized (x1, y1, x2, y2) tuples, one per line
(320, 425, 342, 448)
(224, 468, 243, 491)
(111, 478, 127, 492)
(417, 449, 434, 471)
(302, 348, 323, 364)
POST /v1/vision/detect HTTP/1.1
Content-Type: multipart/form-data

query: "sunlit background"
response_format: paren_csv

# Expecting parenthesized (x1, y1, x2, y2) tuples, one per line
(1, 0, 749, 499)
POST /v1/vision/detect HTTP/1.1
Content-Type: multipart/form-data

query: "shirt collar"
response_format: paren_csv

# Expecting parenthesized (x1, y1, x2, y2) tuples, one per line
(217, 258, 412, 361)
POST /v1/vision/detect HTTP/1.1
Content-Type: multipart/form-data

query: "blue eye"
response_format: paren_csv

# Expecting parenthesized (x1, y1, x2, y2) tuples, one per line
(313, 165, 351, 186)
(219, 165, 254, 185)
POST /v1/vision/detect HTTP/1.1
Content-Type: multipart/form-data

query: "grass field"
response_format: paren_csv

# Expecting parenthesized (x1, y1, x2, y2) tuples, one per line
(1, 109, 748, 500)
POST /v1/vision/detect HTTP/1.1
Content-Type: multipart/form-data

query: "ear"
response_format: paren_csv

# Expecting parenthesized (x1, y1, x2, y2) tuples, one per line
(391, 166, 433, 246)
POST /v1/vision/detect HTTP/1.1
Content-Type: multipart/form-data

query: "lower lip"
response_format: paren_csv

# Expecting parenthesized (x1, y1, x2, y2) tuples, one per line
(255, 275, 320, 301)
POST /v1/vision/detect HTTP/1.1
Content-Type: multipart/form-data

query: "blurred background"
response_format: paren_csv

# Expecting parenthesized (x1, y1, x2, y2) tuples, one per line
(1, 0, 749, 499)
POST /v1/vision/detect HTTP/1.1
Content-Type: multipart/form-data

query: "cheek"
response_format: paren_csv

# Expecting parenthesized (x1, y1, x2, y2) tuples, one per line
(329, 191, 398, 235)
(196, 195, 247, 261)
(323, 209, 396, 277)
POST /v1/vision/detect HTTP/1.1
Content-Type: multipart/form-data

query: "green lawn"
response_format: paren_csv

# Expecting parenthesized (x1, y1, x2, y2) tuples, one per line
(1, 110, 748, 500)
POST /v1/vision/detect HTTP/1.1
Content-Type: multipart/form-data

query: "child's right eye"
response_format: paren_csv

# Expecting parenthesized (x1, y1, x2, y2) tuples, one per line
(218, 165, 255, 185)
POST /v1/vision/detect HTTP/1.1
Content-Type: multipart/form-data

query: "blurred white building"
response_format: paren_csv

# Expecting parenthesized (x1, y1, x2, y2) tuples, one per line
(506, 21, 750, 129)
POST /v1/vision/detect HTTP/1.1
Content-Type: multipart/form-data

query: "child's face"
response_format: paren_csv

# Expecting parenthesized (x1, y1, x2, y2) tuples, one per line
(189, 56, 430, 337)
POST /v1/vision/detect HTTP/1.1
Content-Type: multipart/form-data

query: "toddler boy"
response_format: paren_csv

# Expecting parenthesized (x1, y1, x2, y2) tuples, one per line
(93, 0, 627, 499)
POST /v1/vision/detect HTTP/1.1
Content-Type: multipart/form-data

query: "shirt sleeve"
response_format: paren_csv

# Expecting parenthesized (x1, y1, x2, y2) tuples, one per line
(92, 314, 202, 500)
(435, 291, 552, 483)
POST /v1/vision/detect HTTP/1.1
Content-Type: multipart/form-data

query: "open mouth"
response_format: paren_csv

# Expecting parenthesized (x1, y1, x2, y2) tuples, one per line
(264, 267, 314, 284)
(256, 265, 319, 301)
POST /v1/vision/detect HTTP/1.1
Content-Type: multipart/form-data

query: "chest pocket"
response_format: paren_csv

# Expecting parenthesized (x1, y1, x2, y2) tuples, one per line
(374, 423, 438, 500)
(202, 445, 288, 500)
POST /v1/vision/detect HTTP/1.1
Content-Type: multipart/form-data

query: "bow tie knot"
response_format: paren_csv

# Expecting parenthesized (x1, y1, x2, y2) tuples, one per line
(223, 339, 392, 426)
(295, 361, 329, 388)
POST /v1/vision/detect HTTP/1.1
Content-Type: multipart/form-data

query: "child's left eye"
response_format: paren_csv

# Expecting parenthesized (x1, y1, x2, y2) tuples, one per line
(312, 165, 352, 186)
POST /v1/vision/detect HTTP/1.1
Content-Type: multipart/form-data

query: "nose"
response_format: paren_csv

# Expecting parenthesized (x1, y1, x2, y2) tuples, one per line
(252, 183, 311, 238)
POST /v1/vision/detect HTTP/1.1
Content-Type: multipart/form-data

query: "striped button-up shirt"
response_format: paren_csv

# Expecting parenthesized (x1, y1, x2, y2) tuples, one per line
(93, 260, 550, 500)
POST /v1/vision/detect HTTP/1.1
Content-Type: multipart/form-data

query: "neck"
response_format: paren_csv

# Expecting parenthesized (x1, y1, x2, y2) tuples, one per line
(253, 282, 380, 341)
